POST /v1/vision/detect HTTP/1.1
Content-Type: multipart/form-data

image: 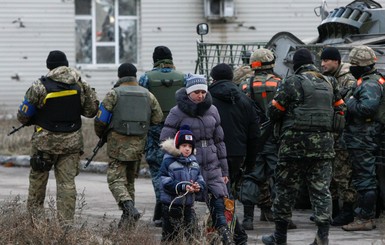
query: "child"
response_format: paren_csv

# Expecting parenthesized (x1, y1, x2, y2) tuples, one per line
(159, 125, 206, 243)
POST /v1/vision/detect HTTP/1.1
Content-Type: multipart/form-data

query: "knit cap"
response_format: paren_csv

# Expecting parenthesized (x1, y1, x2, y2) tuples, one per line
(185, 73, 207, 94)
(153, 46, 173, 63)
(293, 48, 314, 71)
(118, 63, 137, 78)
(46, 50, 69, 70)
(321, 47, 341, 61)
(174, 125, 195, 150)
(210, 63, 234, 81)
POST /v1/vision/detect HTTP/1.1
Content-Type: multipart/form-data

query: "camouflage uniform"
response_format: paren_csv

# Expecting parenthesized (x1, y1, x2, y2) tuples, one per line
(238, 48, 282, 229)
(17, 66, 99, 223)
(342, 46, 382, 231)
(262, 52, 345, 245)
(233, 65, 253, 85)
(95, 77, 163, 208)
(138, 58, 185, 224)
(324, 62, 358, 225)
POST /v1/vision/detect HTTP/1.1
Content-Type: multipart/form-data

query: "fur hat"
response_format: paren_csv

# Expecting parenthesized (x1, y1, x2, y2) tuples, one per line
(185, 73, 207, 94)
(152, 46, 173, 63)
(46, 50, 69, 70)
(210, 63, 234, 81)
(174, 125, 195, 150)
(321, 47, 341, 61)
(118, 63, 137, 78)
(293, 48, 313, 71)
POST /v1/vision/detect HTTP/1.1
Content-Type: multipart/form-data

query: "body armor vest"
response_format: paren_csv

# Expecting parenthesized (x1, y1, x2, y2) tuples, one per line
(246, 74, 280, 115)
(34, 77, 82, 132)
(282, 72, 334, 132)
(111, 86, 151, 136)
(146, 69, 184, 120)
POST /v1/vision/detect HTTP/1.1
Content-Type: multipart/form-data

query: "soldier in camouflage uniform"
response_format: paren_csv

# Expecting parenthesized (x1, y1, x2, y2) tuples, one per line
(262, 48, 345, 245)
(17, 50, 99, 224)
(138, 46, 185, 226)
(320, 47, 357, 226)
(341, 46, 382, 231)
(95, 63, 163, 228)
(238, 48, 287, 229)
(233, 50, 253, 85)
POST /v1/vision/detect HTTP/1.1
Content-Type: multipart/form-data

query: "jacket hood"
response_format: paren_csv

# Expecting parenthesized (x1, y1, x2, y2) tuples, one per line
(47, 66, 81, 85)
(175, 87, 212, 117)
(209, 80, 241, 104)
(160, 138, 180, 156)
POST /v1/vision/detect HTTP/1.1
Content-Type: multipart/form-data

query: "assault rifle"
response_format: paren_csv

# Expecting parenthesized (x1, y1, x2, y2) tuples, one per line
(7, 124, 26, 136)
(255, 120, 274, 152)
(84, 129, 110, 169)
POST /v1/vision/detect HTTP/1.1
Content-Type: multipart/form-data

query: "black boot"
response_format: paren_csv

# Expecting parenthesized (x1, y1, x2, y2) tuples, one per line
(331, 202, 354, 226)
(332, 199, 340, 219)
(118, 200, 141, 228)
(261, 220, 288, 245)
(309, 224, 329, 245)
(218, 226, 235, 245)
(242, 205, 254, 230)
(153, 201, 163, 227)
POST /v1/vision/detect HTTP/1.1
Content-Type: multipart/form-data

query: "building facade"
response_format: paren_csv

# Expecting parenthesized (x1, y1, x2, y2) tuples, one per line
(0, 0, 353, 114)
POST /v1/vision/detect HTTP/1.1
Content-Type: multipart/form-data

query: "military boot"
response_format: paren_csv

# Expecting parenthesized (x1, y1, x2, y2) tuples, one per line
(118, 200, 141, 228)
(260, 207, 274, 222)
(261, 220, 288, 245)
(242, 205, 254, 230)
(218, 226, 235, 245)
(341, 218, 376, 231)
(331, 202, 354, 226)
(309, 224, 329, 245)
(153, 201, 163, 227)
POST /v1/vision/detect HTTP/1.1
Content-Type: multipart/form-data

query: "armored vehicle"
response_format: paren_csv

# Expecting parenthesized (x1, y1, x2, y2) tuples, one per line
(266, 0, 385, 77)
(195, 0, 385, 79)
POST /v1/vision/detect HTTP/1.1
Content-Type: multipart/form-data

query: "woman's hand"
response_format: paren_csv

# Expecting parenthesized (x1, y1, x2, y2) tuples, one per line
(223, 176, 229, 184)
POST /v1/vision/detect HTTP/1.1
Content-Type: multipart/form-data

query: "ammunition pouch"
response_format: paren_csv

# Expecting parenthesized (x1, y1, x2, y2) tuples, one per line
(30, 151, 54, 172)
(333, 111, 346, 132)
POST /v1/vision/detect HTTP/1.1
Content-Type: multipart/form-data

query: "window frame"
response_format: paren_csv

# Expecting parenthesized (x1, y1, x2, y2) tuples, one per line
(75, 0, 139, 69)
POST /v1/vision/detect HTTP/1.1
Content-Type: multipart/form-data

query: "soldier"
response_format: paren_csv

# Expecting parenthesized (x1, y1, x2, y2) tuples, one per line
(208, 63, 260, 243)
(320, 47, 357, 226)
(262, 48, 345, 245)
(341, 45, 383, 231)
(17, 50, 99, 224)
(94, 63, 163, 228)
(233, 50, 253, 85)
(238, 48, 298, 230)
(138, 46, 185, 227)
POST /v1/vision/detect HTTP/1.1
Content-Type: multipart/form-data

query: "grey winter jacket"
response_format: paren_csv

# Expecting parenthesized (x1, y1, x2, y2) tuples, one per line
(160, 88, 229, 199)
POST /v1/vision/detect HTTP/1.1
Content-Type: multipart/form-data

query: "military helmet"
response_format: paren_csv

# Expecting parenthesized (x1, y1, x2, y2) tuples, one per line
(349, 45, 377, 66)
(249, 48, 275, 70)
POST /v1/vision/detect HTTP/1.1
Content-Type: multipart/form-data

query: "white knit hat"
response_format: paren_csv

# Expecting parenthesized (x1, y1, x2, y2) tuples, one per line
(185, 73, 207, 94)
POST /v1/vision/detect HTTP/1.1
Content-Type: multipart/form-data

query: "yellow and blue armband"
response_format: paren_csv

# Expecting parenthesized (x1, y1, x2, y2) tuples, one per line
(18, 97, 36, 117)
(95, 103, 112, 124)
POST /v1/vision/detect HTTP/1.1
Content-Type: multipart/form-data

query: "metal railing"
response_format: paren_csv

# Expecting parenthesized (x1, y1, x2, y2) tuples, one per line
(195, 40, 266, 80)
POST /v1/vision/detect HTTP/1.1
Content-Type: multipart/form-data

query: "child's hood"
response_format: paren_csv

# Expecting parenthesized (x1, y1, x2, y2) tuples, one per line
(160, 138, 181, 157)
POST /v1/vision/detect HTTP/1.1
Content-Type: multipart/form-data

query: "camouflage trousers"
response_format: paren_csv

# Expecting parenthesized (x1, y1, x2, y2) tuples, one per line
(347, 148, 377, 192)
(145, 125, 164, 203)
(27, 152, 80, 222)
(254, 140, 278, 209)
(273, 159, 332, 225)
(107, 159, 137, 206)
(330, 149, 356, 203)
